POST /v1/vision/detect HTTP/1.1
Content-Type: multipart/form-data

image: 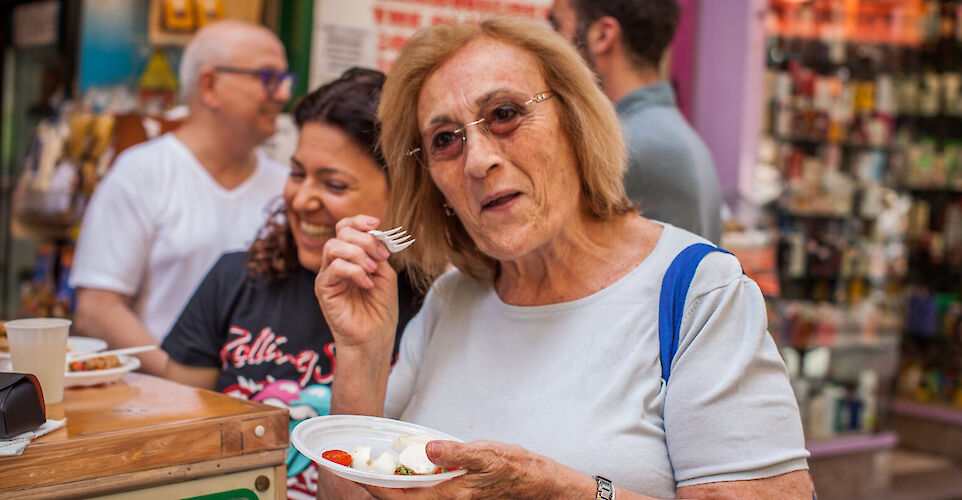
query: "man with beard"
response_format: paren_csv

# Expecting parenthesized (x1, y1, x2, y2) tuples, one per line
(70, 20, 291, 375)
(549, 0, 723, 243)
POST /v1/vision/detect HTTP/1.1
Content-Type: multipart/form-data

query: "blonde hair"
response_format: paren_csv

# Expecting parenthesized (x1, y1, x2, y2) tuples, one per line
(379, 17, 633, 292)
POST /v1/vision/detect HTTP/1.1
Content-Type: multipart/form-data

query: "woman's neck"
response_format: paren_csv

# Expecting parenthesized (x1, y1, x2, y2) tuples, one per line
(494, 214, 660, 306)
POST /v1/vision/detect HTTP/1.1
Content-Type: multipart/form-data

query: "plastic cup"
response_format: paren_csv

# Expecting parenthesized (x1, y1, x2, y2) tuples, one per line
(5, 318, 71, 404)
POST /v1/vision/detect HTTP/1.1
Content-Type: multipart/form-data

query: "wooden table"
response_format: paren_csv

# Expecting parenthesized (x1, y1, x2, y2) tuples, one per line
(0, 373, 288, 499)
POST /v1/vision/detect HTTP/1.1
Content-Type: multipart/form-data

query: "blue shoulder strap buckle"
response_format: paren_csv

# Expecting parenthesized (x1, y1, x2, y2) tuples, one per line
(658, 243, 731, 383)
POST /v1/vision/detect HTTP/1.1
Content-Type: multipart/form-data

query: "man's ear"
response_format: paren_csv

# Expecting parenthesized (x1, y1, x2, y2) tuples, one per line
(586, 15, 621, 56)
(197, 67, 219, 108)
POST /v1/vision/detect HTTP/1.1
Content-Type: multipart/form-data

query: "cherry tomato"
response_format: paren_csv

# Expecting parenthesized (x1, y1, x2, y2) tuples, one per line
(321, 449, 352, 467)
(68, 362, 85, 372)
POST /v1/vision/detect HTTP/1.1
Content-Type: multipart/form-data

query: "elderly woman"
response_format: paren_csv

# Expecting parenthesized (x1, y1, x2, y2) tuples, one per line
(162, 68, 421, 499)
(315, 18, 811, 500)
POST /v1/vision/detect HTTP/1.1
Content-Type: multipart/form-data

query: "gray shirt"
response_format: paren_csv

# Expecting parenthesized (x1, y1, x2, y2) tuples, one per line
(617, 82, 723, 243)
(386, 224, 809, 497)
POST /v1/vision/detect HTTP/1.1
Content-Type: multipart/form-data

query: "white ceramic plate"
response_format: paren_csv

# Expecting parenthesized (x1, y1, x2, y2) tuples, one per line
(1, 335, 107, 360)
(64, 355, 140, 387)
(291, 415, 468, 488)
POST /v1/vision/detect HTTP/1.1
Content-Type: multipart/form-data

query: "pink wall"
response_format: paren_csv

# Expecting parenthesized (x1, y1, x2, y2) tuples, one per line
(670, 0, 699, 121)
(691, 0, 767, 201)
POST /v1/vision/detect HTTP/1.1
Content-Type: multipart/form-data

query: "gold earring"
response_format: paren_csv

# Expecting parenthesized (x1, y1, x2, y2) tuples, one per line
(443, 203, 454, 216)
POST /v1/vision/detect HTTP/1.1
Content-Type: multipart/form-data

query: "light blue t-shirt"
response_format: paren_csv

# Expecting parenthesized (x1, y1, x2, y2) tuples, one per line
(385, 224, 809, 498)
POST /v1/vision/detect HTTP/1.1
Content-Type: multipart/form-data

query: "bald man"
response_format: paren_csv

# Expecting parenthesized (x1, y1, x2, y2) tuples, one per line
(70, 21, 291, 375)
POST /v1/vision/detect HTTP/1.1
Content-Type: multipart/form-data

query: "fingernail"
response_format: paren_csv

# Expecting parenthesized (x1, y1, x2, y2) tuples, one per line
(426, 441, 442, 457)
(379, 247, 390, 259)
(366, 258, 378, 272)
(366, 217, 379, 227)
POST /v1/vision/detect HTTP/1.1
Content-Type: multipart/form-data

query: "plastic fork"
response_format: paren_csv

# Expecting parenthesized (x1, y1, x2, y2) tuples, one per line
(368, 226, 415, 253)
(67, 345, 157, 363)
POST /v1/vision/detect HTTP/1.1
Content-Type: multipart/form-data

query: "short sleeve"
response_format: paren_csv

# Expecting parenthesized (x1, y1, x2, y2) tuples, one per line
(161, 253, 240, 367)
(664, 266, 809, 486)
(69, 161, 156, 295)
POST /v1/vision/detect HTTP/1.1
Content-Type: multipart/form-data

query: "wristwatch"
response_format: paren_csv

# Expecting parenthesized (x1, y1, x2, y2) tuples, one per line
(594, 475, 615, 500)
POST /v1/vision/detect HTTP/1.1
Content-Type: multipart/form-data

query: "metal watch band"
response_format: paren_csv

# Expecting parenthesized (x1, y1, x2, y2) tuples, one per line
(594, 475, 614, 500)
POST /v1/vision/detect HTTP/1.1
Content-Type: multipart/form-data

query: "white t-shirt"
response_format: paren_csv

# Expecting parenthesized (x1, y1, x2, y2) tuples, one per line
(385, 224, 809, 498)
(69, 133, 288, 342)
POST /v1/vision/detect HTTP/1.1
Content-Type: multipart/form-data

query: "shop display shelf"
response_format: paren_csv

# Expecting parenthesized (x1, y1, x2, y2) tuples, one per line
(901, 185, 962, 196)
(770, 134, 897, 153)
(806, 430, 899, 500)
(775, 209, 878, 221)
(891, 399, 962, 462)
(768, 33, 925, 50)
(806, 430, 899, 459)
(892, 399, 962, 426)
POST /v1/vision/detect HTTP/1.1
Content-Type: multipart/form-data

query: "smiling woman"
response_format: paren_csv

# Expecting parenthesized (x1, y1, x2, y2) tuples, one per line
(285, 122, 389, 272)
(160, 67, 422, 500)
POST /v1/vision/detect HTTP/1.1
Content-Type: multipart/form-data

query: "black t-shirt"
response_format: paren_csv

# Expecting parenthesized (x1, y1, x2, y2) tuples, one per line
(162, 251, 421, 394)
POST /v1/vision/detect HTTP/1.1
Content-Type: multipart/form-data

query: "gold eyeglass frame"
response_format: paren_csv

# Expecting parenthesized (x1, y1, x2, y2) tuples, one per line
(406, 90, 556, 167)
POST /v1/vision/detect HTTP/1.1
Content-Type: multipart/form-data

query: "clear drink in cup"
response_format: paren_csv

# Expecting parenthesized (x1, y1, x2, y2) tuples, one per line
(5, 318, 71, 404)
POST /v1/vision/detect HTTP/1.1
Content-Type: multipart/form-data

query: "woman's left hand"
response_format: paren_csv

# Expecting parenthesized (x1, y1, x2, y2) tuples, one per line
(362, 440, 595, 500)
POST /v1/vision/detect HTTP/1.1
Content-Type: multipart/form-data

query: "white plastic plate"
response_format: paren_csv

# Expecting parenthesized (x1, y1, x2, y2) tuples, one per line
(1, 335, 107, 360)
(67, 336, 108, 356)
(291, 414, 468, 488)
(65, 354, 140, 387)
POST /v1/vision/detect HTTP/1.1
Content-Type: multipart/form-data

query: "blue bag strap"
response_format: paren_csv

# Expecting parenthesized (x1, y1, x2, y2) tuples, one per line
(658, 243, 731, 383)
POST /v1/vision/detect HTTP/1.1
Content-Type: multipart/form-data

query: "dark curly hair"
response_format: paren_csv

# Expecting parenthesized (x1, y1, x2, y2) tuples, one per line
(247, 67, 387, 280)
(571, 0, 679, 70)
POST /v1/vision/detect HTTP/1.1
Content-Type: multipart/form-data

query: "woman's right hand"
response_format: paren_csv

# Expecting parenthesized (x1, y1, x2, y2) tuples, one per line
(315, 215, 399, 353)
(316, 215, 400, 415)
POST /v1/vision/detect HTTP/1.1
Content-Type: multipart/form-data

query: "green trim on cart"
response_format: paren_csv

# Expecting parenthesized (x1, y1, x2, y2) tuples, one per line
(181, 488, 259, 500)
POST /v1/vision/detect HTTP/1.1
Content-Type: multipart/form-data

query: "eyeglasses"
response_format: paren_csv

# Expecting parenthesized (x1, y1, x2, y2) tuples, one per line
(213, 66, 298, 97)
(407, 90, 556, 169)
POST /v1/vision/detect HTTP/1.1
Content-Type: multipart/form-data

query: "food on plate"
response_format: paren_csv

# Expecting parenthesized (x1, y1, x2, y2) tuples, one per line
(393, 434, 438, 474)
(0, 321, 7, 353)
(350, 445, 398, 474)
(321, 449, 353, 467)
(321, 434, 459, 475)
(68, 354, 122, 372)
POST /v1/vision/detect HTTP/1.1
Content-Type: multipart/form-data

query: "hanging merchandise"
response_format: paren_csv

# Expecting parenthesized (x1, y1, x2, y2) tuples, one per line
(160, 0, 224, 32)
(12, 100, 115, 228)
(149, 0, 251, 47)
(195, 0, 225, 27)
(13, 118, 74, 223)
(13, 101, 117, 227)
(161, 0, 196, 32)
(137, 50, 179, 114)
